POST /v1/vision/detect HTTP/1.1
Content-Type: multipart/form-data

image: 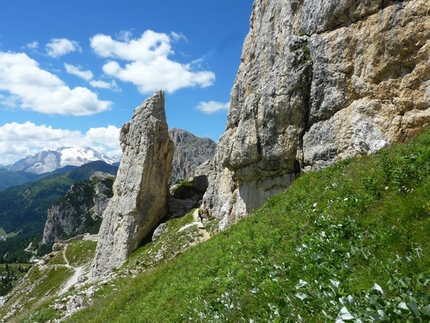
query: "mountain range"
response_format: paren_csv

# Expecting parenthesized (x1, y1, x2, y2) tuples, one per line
(2, 129, 215, 189)
(0, 161, 119, 263)
(8, 146, 120, 175)
(0, 128, 216, 262)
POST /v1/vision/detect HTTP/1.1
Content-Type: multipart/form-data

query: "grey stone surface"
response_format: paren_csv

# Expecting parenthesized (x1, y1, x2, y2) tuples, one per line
(91, 91, 174, 278)
(203, 0, 430, 229)
(41, 172, 114, 246)
(168, 128, 216, 184)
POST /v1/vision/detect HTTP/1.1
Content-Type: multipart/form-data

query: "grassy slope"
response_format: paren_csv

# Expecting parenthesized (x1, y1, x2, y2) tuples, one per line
(0, 240, 98, 323)
(9, 128, 430, 322)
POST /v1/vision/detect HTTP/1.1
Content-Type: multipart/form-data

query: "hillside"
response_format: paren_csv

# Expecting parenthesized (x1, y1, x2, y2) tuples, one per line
(0, 161, 118, 263)
(0, 169, 42, 191)
(41, 171, 115, 247)
(2, 126, 429, 322)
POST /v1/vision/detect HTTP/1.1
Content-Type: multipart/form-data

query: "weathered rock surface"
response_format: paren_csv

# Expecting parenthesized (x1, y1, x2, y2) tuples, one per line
(203, 0, 430, 229)
(41, 172, 114, 246)
(168, 128, 216, 184)
(91, 91, 174, 278)
(168, 174, 209, 218)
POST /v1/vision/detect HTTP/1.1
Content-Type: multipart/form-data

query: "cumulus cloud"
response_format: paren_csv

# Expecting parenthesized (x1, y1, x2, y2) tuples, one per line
(64, 63, 94, 81)
(195, 101, 229, 114)
(46, 38, 82, 58)
(90, 30, 215, 93)
(0, 122, 121, 165)
(84, 125, 121, 147)
(0, 51, 112, 115)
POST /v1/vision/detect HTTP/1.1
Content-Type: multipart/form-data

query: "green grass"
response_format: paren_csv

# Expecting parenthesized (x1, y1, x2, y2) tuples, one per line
(65, 240, 97, 267)
(123, 210, 203, 274)
(5, 265, 74, 323)
(0, 240, 98, 323)
(61, 129, 430, 322)
(0, 227, 19, 238)
(7, 127, 430, 322)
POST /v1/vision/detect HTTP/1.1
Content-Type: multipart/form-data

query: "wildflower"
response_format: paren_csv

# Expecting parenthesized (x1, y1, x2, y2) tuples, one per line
(391, 226, 396, 230)
(344, 197, 348, 201)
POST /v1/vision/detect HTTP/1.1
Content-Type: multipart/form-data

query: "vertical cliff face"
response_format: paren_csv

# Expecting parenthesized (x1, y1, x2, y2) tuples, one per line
(41, 172, 114, 246)
(204, 0, 430, 228)
(91, 91, 174, 278)
(168, 128, 216, 184)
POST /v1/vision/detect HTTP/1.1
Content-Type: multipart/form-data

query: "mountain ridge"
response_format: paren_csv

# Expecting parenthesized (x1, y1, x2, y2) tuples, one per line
(8, 146, 119, 175)
(0, 161, 118, 264)
(168, 128, 216, 184)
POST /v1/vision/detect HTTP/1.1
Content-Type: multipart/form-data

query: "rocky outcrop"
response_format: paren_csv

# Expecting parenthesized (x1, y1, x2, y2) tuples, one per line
(41, 172, 114, 246)
(168, 128, 216, 184)
(91, 91, 174, 278)
(203, 0, 430, 229)
(168, 175, 209, 218)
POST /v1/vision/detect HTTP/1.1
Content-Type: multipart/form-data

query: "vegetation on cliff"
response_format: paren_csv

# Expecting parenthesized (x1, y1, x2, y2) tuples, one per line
(0, 162, 117, 264)
(3, 127, 430, 322)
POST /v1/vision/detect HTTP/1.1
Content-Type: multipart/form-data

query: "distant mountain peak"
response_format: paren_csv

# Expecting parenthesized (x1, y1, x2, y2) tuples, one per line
(9, 147, 120, 174)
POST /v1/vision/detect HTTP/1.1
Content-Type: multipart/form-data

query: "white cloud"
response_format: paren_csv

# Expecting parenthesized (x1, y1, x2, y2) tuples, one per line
(64, 63, 120, 91)
(46, 38, 82, 58)
(0, 51, 112, 115)
(64, 63, 94, 81)
(195, 101, 229, 114)
(27, 41, 39, 49)
(0, 122, 121, 165)
(90, 30, 215, 93)
(89, 79, 120, 91)
(170, 32, 187, 42)
(84, 125, 121, 147)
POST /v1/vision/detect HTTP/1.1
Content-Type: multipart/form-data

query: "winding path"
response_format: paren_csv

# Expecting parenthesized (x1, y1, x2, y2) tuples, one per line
(193, 209, 211, 242)
(57, 244, 85, 296)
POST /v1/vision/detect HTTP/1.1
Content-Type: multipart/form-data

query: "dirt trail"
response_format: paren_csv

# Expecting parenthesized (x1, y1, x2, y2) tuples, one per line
(58, 265, 84, 295)
(62, 244, 70, 268)
(57, 244, 85, 296)
(193, 209, 211, 242)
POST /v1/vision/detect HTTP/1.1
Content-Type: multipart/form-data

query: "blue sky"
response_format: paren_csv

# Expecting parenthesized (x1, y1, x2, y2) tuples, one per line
(0, 1, 253, 165)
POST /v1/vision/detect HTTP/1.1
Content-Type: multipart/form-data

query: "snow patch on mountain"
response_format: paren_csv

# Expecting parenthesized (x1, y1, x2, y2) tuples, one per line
(9, 147, 120, 174)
